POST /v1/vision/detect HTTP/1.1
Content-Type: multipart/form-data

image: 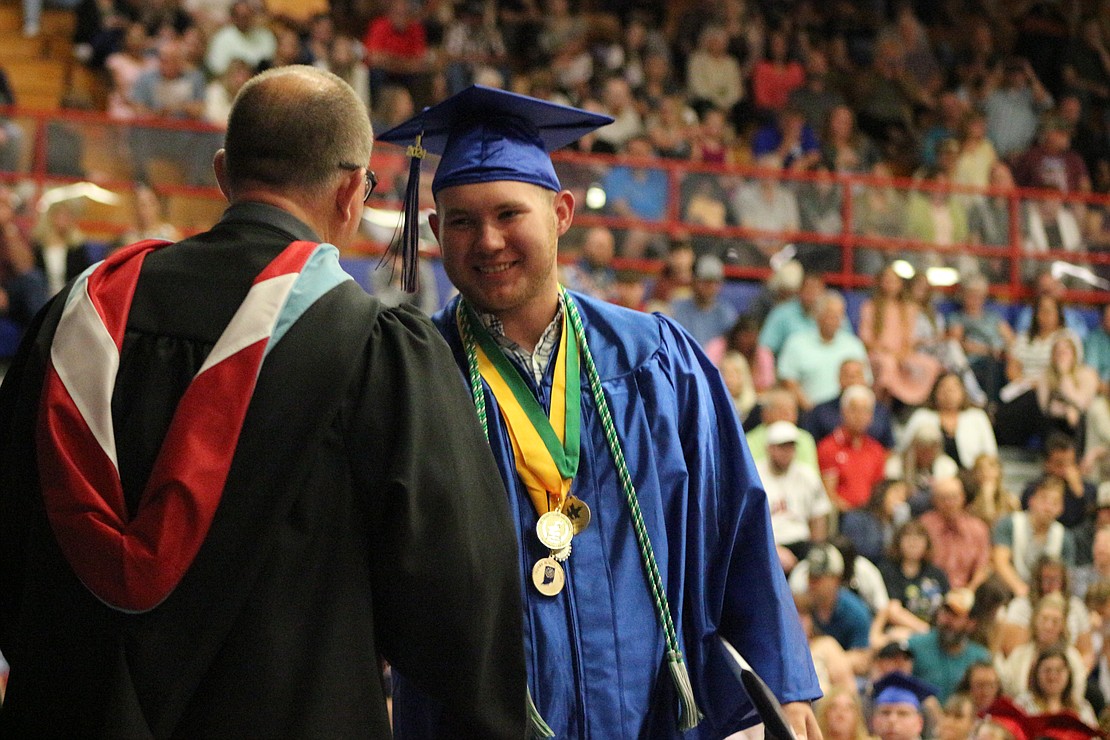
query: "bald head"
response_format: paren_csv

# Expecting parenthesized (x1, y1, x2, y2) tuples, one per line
(223, 65, 373, 198)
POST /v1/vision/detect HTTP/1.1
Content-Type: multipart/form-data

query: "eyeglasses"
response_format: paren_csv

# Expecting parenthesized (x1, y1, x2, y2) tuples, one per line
(339, 163, 378, 203)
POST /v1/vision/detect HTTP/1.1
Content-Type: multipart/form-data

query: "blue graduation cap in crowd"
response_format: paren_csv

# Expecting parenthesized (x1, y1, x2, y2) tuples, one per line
(872, 671, 938, 711)
(375, 85, 613, 291)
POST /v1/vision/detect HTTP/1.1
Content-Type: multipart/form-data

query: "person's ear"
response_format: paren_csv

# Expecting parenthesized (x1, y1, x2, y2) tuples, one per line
(428, 211, 441, 244)
(335, 167, 364, 225)
(554, 189, 575, 237)
(213, 150, 231, 201)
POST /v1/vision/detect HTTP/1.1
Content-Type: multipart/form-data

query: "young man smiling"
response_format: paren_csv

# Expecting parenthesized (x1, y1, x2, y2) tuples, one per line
(379, 86, 822, 739)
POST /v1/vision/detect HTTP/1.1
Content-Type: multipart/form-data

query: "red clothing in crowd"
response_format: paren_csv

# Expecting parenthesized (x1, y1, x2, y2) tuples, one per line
(363, 16, 427, 62)
(1011, 144, 1089, 192)
(918, 510, 991, 589)
(816, 427, 886, 510)
(752, 60, 805, 112)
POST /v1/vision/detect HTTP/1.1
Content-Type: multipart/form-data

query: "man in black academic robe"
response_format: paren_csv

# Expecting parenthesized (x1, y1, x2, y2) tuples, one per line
(0, 66, 526, 738)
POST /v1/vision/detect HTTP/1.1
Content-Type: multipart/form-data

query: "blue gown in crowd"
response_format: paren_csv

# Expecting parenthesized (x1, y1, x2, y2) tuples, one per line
(393, 291, 821, 739)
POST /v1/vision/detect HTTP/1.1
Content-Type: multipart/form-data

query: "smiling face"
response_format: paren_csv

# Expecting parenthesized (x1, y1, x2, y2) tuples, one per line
(935, 373, 965, 412)
(432, 180, 572, 332)
(1032, 603, 1066, 647)
(1034, 654, 1071, 699)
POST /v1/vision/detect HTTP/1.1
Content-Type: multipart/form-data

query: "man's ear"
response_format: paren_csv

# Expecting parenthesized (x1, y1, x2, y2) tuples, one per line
(213, 150, 231, 201)
(428, 211, 440, 243)
(554, 189, 575, 237)
(335, 167, 364, 224)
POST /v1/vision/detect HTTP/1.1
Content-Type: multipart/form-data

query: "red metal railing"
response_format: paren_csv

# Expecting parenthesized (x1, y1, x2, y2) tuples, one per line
(5, 106, 1110, 304)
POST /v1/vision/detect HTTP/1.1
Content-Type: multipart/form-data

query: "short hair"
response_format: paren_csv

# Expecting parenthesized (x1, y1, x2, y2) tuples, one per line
(961, 273, 989, 296)
(763, 387, 797, 415)
(1031, 475, 1066, 506)
(1044, 431, 1076, 457)
(814, 290, 845, 316)
(1085, 579, 1110, 611)
(224, 65, 373, 195)
(840, 384, 875, 411)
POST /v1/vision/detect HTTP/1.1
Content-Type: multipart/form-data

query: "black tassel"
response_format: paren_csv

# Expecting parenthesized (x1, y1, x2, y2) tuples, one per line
(397, 133, 425, 293)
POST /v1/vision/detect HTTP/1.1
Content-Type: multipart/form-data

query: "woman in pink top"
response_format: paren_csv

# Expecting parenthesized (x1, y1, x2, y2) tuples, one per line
(105, 23, 154, 120)
(858, 264, 941, 406)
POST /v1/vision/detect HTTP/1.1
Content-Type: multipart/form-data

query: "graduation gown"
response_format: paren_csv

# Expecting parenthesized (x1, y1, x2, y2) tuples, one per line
(0, 203, 526, 738)
(394, 292, 821, 739)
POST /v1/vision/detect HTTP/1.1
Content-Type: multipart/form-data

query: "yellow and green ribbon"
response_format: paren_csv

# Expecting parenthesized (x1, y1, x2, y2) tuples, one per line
(462, 299, 580, 516)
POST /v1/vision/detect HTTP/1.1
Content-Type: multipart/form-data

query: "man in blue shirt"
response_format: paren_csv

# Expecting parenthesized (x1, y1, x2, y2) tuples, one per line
(601, 135, 668, 220)
(759, 272, 824, 358)
(671, 255, 739, 347)
(907, 588, 991, 702)
(807, 543, 872, 673)
(778, 291, 869, 411)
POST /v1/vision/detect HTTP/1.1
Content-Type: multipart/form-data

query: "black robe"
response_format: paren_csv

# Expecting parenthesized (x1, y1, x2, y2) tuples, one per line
(0, 202, 526, 738)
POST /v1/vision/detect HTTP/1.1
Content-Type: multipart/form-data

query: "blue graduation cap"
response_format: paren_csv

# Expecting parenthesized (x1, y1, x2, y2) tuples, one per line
(872, 671, 938, 711)
(374, 85, 613, 291)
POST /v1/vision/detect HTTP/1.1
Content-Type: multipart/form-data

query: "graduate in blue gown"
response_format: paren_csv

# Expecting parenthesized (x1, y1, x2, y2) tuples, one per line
(378, 86, 823, 739)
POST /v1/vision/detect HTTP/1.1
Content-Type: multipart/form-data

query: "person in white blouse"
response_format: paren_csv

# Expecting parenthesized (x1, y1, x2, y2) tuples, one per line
(900, 372, 997, 470)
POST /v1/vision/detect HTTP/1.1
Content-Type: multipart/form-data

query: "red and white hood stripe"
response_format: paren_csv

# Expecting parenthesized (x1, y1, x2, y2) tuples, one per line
(37, 239, 350, 612)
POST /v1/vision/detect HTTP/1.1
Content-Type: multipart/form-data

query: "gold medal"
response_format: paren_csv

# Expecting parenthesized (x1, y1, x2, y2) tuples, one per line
(536, 511, 574, 550)
(552, 543, 572, 562)
(532, 556, 565, 596)
(565, 496, 591, 534)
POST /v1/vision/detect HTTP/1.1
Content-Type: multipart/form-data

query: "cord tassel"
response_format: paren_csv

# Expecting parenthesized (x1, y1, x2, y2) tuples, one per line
(527, 687, 555, 738)
(668, 650, 703, 731)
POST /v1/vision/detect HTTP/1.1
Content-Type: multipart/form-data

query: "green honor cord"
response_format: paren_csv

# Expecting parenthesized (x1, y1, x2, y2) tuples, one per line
(459, 292, 703, 734)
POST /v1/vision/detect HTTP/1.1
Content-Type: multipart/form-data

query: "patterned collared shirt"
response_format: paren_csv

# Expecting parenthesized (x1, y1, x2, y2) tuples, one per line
(475, 295, 564, 386)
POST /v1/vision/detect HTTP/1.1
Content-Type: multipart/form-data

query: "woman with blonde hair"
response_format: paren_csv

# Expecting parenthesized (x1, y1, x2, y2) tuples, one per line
(938, 693, 978, 740)
(998, 555, 1093, 663)
(966, 453, 1021, 528)
(1037, 334, 1100, 442)
(815, 685, 873, 740)
(30, 200, 93, 297)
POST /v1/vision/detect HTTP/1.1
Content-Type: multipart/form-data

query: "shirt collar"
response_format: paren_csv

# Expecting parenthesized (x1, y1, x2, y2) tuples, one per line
(474, 294, 565, 386)
(217, 201, 322, 243)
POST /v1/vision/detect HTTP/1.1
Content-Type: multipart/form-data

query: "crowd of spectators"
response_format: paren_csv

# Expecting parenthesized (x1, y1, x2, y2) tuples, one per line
(561, 231, 1110, 736)
(4, 0, 1110, 735)
(24, 1, 1110, 247)
(6, 0, 1109, 283)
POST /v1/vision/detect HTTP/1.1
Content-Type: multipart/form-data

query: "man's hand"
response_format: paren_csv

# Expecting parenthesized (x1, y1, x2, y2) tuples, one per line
(783, 701, 822, 740)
